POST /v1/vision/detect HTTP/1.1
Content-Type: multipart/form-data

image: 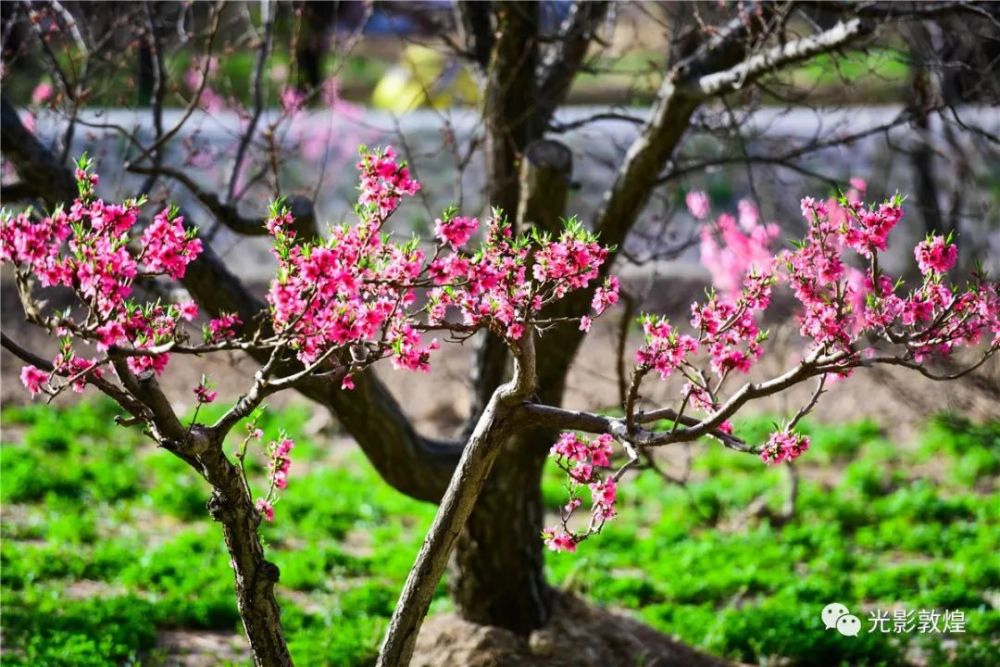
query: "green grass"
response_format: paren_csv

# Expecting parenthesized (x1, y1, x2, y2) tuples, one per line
(2, 401, 998, 665)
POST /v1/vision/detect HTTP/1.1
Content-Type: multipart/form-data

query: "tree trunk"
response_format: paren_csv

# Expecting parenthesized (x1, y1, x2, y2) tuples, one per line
(448, 429, 552, 633)
(447, 138, 577, 633)
(378, 335, 538, 666)
(450, 356, 572, 635)
(201, 443, 293, 667)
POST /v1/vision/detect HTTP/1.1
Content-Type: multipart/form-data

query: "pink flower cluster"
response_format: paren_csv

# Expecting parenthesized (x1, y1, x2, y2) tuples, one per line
(685, 190, 711, 220)
(269, 437, 294, 490)
(759, 430, 810, 465)
(550, 185, 999, 554)
(425, 217, 615, 342)
(207, 313, 242, 342)
(194, 380, 217, 404)
(357, 145, 420, 217)
(915, 234, 958, 276)
(141, 208, 204, 280)
(699, 199, 780, 298)
(635, 315, 698, 379)
(256, 436, 295, 522)
(636, 268, 774, 381)
(434, 213, 479, 249)
(592, 276, 620, 315)
(545, 432, 619, 553)
(264, 148, 441, 371)
(785, 196, 998, 358)
(1, 160, 205, 391)
(20, 365, 49, 397)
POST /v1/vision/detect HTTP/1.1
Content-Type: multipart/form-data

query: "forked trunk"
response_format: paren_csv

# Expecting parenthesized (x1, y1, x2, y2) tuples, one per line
(449, 428, 553, 634)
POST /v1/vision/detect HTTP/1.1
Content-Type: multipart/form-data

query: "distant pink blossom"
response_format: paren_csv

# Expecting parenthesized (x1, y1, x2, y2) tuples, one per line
(281, 87, 306, 115)
(31, 82, 53, 105)
(686, 190, 711, 220)
(699, 202, 779, 299)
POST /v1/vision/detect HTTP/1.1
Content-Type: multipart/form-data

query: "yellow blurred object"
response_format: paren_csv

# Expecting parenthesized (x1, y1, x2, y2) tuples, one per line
(372, 45, 480, 112)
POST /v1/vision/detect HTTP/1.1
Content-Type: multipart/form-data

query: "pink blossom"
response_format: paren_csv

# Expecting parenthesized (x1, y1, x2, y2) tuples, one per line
(635, 315, 699, 379)
(141, 209, 203, 279)
(126, 351, 169, 377)
(699, 206, 778, 299)
(591, 276, 620, 315)
(686, 190, 711, 220)
(590, 434, 614, 467)
(759, 430, 810, 465)
(193, 382, 217, 404)
(570, 463, 594, 483)
(550, 432, 590, 462)
(341, 374, 355, 391)
(589, 478, 617, 521)
(915, 235, 958, 276)
(543, 528, 577, 553)
(434, 215, 478, 249)
(579, 316, 592, 332)
(208, 313, 242, 341)
(54, 355, 101, 392)
(95, 321, 125, 351)
(20, 365, 48, 396)
(178, 301, 199, 322)
(280, 87, 306, 115)
(256, 498, 275, 522)
(31, 82, 53, 105)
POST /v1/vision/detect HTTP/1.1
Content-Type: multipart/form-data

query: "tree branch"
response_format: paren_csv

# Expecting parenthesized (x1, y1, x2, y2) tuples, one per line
(534, 1, 610, 131)
(687, 18, 874, 98)
(0, 98, 76, 205)
(128, 164, 318, 239)
(178, 229, 461, 503)
(455, 1, 494, 69)
(378, 332, 537, 667)
(228, 0, 274, 203)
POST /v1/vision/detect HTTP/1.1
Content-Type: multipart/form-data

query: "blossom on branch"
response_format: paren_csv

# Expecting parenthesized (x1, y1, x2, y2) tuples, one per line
(547, 188, 1000, 554)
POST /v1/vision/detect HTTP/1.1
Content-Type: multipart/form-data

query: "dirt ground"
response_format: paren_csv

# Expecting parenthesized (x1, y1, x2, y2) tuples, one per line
(412, 591, 744, 667)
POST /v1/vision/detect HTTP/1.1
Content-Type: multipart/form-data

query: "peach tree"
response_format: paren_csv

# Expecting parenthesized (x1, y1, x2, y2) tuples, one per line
(3, 152, 998, 667)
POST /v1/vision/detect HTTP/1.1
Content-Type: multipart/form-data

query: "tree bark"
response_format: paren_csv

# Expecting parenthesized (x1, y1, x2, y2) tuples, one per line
(378, 334, 537, 667)
(107, 358, 293, 667)
(445, 138, 576, 634)
(469, 1, 541, 422)
(448, 428, 552, 632)
(200, 435, 293, 667)
(0, 98, 77, 203)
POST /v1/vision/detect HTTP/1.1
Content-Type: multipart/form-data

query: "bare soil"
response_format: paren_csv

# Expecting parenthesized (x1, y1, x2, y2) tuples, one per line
(412, 591, 743, 667)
